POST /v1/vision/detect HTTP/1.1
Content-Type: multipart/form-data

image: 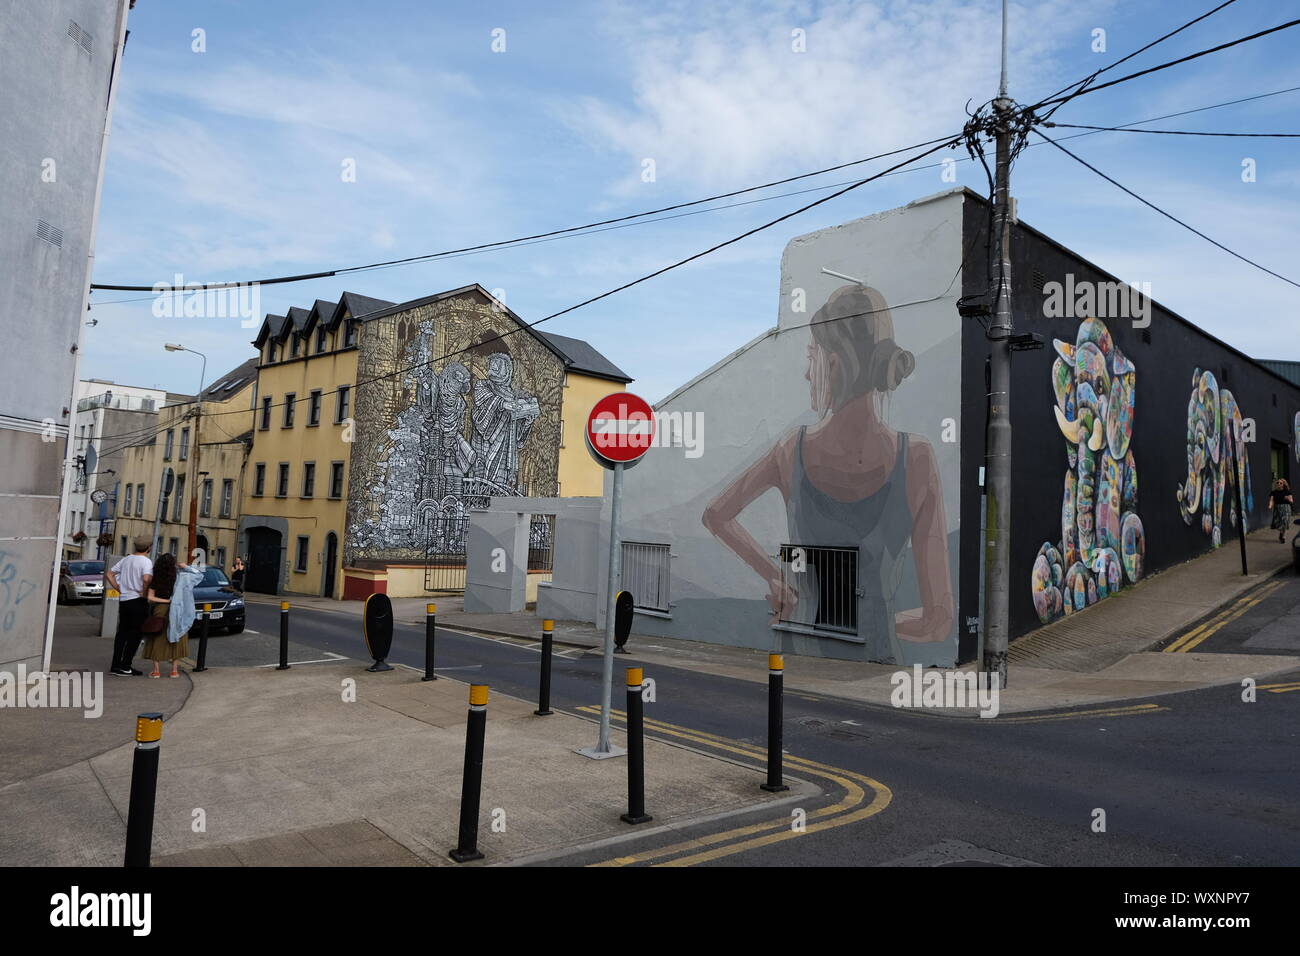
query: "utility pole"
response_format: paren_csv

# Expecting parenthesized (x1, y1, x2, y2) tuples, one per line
(982, 0, 1015, 689)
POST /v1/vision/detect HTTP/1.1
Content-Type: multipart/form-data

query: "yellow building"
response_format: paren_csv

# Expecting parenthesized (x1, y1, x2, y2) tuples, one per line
(235, 285, 630, 600)
(113, 359, 258, 579)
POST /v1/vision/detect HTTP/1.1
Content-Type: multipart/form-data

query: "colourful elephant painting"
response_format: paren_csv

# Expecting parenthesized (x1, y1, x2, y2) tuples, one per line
(1032, 317, 1145, 624)
(1294, 412, 1299, 463)
(1176, 368, 1252, 547)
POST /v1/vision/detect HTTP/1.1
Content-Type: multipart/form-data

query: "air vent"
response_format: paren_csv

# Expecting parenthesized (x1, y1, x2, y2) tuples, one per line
(36, 220, 64, 247)
(67, 20, 93, 55)
(1031, 269, 1046, 293)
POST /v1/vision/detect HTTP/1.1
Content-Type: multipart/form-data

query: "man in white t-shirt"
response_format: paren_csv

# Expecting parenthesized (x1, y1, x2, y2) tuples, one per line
(105, 536, 154, 676)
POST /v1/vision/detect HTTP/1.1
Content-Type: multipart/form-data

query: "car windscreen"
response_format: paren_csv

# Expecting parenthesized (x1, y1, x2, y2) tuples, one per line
(68, 562, 103, 576)
(199, 567, 230, 587)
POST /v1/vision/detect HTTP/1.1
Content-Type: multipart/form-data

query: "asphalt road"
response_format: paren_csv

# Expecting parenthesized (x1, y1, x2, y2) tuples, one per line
(227, 577, 1300, 868)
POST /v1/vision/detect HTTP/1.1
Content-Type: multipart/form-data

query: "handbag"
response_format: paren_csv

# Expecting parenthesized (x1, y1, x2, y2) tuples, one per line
(140, 604, 167, 635)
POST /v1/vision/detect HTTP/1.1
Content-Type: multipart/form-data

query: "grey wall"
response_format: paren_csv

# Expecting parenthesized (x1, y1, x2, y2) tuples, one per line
(595, 190, 967, 665)
(0, 0, 129, 669)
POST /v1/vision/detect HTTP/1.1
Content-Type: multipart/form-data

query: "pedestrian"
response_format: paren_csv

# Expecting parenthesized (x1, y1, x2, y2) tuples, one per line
(141, 553, 202, 678)
(1268, 478, 1293, 543)
(104, 536, 153, 676)
(230, 555, 246, 592)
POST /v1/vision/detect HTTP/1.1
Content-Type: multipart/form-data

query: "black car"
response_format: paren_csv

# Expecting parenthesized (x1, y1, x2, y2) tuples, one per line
(191, 566, 246, 634)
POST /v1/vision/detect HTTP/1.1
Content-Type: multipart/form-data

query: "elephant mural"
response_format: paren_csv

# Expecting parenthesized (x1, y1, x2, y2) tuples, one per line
(1032, 317, 1145, 624)
(1175, 368, 1252, 546)
(1294, 411, 1299, 463)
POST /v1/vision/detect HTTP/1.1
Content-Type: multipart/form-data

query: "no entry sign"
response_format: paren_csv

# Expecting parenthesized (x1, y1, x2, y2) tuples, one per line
(586, 392, 656, 466)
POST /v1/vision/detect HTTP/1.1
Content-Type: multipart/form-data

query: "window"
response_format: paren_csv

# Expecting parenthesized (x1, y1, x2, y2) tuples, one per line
(253, 463, 266, 496)
(295, 535, 310, 573)
(163, 429, 174, 460)
(343, 320, 357, 347)
(215, 547, 226, 570)
(329, 461, 345, 499)
(308, 390, 322, 426)
(220, 479, 233, 517)
(335, 385, 351, 423)
(120, 535, 127, 555)
(200, 478, 213, 517)
(172, 476, 185, 520)
(315, 326, 327, 353)
(621, 542, 671, 613)
(124, 483, 133, 516)
(179, 427, 190, 460)
(301, 462, 316, 498)
(290, 334, 301, 358)
(168, 537, 179, 557)
(267, 342, 278, 363)
(259, 397, 272, 430)
(156, 535, 163, 555)
(277, 463, 289, 498)
(283, 393, 296, 428)
(777, 544, 858, 634)
(135, 484, 144, 517)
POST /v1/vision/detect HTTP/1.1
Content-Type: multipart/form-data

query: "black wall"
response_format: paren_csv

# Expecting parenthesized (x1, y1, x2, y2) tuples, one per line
(957, 191, 1300, 662)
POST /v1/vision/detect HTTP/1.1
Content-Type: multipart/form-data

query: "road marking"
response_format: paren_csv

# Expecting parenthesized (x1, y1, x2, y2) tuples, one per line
(1258, 681, 1300, 694)
(244, 629, 261, 635)
(576, 705, 891, 867)
(989, 703, 1168, 723)
(256, 655, 345, 667)
(1165, 581, 1284, 653)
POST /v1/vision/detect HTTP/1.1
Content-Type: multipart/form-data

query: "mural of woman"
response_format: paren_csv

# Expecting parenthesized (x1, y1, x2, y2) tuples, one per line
(702, 284, 954, 664)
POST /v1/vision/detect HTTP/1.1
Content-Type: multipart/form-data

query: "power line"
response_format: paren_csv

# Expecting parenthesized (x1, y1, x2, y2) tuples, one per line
(1043, 123, 1300, 137)
(88, 134, 961, 294)
(1031, 18, 1300, 112)
(1032, 128, 1300, 290)
(194, 135, 960, 427)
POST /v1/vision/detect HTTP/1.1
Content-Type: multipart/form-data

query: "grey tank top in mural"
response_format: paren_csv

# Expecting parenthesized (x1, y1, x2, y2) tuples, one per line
(786, 426, 912, 664)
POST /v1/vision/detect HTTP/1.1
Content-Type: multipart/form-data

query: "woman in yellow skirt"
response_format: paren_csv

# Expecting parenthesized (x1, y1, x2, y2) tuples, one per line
(143, 552, 188, 677)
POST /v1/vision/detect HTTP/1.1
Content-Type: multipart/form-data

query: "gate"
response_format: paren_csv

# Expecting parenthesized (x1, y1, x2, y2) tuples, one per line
(424, 514, 469, 592)
(528, 514, 555, 572)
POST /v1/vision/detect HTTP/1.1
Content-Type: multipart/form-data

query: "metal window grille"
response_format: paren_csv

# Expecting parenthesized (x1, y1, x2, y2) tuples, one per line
(778, 544, 858, 634)
(621, 542, 670, 612)
(528, 514, 555, 571)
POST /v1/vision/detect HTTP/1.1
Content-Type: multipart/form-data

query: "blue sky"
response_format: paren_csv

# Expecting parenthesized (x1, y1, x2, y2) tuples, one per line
(86, 0, 1300, 402)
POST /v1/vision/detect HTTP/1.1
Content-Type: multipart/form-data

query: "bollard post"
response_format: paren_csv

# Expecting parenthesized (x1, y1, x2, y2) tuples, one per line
(124, 713, 163, 867)
(422, 602, 438, 681)
(449, 685, 489, 863)
(535, 619, 554, 716)
(193, 603, 211, 672)
(761, 654, 789, 792)
(277, 601, 290, 670)
(620, 667, 652, 825)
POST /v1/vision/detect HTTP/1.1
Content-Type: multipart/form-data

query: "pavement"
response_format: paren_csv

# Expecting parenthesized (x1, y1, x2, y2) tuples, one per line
(246, 530, 1300, 715)
(0, 605, 810, 867)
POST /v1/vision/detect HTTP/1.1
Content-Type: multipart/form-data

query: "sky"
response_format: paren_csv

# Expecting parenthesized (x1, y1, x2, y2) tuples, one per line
(85, 0, 1300, 404)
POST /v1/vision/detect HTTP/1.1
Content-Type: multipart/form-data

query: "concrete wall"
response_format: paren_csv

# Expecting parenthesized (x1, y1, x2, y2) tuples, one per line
(0, 0, 129, 671)
(592, 191, 966, 665)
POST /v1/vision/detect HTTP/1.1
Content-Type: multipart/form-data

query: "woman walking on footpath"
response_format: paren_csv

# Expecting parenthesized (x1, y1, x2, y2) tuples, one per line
(1269, 478, 1294, 543)
(142, 553, 202, 677)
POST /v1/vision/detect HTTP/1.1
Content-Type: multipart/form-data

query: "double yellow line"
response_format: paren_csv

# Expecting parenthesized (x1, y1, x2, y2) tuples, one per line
(1258, 680, 1300, 694)
(1164, 580, 1284, 653)
(573, 705, 891, 867)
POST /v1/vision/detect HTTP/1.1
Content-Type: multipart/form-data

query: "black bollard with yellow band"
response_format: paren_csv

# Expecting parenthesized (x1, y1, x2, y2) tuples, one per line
(193, 603, 212, 672)
(620, 667, 652, 825)
(450, 685, 489, 862)
(124, 713, 163, 867)
(535, 619, 554, 716)
(277, 601, 291, 670)
(761, 654, 789, 792)
(422, 603, 438, 681)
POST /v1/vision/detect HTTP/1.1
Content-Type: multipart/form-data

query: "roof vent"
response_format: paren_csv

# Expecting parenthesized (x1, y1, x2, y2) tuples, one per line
(36, 219, 64, 247)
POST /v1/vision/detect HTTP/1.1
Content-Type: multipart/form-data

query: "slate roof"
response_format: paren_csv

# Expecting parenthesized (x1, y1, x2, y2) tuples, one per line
(537, 330, 632, 383)
(200, 357, 259, 401)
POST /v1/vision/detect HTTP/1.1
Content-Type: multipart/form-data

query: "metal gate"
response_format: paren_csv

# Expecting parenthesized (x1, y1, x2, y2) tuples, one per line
(424, 515, 469, 592)
(528, 514, 555, 572)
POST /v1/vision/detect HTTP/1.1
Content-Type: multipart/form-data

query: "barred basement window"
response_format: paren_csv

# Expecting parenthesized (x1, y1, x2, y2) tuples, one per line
(621, 542, 670, 613)
(778, 544, 858, 634)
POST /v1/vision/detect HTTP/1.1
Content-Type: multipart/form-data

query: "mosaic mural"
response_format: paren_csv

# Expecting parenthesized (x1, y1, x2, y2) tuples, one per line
(1294, 411, 1300, 463)
(344, 296, 563, 564)
(1176, 368, 1253, 547)
(1032, 317, 1145, 624)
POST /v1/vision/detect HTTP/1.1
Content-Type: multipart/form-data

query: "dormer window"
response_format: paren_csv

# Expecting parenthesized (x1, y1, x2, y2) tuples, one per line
(290, 334, 301, 358)
(343, 320, 357, 347)
(266, 342, 278, 363)
(315, 326, 327, 353)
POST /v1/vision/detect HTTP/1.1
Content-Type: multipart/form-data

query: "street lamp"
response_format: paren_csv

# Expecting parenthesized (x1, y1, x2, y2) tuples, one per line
(163, 344, 208, 557)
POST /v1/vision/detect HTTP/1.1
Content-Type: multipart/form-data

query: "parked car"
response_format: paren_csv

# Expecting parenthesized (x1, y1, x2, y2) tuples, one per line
(58, 560, 104, 604)
(191, 565, 246, 634)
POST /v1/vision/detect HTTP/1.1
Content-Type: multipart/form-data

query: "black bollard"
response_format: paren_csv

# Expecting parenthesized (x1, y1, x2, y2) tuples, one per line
(276, 601, 290, 670)
(422, 602, 438, 681)
(761, 653, 789, 792)
(620, 667, 652, 825)
(124, 713, 163, 867)
(535, 619, 554, 716)
(449, 685, 489, 863)
(193, 603, 211, 672)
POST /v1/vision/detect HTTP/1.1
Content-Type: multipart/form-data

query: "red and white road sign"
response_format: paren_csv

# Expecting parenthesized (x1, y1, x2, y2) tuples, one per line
(586, 392, 656, 465)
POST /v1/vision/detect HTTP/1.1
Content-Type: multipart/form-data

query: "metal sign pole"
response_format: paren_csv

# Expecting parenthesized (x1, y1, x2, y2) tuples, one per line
(580, 460, 625, 759)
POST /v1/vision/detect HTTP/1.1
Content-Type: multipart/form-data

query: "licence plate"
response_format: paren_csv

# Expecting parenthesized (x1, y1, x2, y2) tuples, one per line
(206, 611, 223, 619)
